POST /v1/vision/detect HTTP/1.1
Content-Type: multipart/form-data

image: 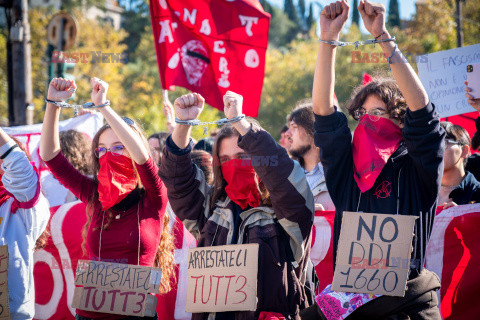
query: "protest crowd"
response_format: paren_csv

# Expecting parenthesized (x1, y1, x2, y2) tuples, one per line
(1, 0, 480, 320)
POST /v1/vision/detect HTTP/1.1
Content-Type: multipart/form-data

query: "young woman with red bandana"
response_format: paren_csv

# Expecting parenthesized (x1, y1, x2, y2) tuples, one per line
(300, 1, 445, 319)
(158, 91, 315, 320)
(40, 77, 174, 320)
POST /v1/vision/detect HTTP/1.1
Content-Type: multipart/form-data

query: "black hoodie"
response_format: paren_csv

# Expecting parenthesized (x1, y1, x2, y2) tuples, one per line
(449, 171, 480, 205)
(314, 103, 445, 278)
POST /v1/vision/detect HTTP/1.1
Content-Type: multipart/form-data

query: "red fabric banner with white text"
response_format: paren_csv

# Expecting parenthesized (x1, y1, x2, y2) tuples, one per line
(149, 0, 270, 117)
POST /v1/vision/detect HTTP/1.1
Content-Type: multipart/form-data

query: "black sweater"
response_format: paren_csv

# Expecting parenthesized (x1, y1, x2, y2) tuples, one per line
(449, 171, 480, 205)
(314, 103, 445, 278)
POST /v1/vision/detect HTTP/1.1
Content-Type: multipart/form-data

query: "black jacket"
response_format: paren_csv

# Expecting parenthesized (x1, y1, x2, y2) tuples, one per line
(313, 103, 445, 278)
(466, 154, 480, 181)
(159, 124, 315, 320)
(449, 171, 480, 205)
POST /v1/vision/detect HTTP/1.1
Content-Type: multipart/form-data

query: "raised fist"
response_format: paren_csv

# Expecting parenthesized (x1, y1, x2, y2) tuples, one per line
(223, 91, 243, 120)
(91, 77, 109, 106)
(174, 93, 205, 121)
(47, 78, 77, 102)
(320, 0, 350, 40)
(358, 0, 387, 38)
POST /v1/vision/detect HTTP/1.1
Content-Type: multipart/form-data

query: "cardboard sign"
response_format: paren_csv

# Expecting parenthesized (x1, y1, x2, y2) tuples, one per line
(186, 243, 259, 313)
(0, 246, 10, 319)
(332, 212, 416, 297)
(417, 44, 480, 118)
(72, 260, 162, 317)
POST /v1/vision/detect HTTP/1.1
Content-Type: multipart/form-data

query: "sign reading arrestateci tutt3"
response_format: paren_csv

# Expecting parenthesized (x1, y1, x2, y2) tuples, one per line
(186, 243, 259, 313)
(332, 212, 417, 297)
(72, 260, 161, 317)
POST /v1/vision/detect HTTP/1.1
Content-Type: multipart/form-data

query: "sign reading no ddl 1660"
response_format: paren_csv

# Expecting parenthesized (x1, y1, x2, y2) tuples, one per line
(332, 212, 417, 297)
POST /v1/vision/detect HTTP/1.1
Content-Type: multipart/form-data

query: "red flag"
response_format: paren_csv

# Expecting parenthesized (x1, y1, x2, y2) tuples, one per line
(150, 0, 270, 117)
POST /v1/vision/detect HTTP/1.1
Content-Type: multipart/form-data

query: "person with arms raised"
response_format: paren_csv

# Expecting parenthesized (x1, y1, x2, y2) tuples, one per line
(302, 0, 445, 319)
(40, 77, 174, 320)
(159, 91, 314, 320)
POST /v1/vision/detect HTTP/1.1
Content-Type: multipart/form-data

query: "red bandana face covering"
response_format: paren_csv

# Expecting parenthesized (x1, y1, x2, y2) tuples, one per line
(97, 153, 138, 210)
(352, 115, 403, 193)
(221, 159, 261, 210)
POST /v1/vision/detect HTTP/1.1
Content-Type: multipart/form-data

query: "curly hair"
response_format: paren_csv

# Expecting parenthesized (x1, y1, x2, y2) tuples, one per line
(346, 77, 408, 124)
(59, 130, 92, 176)
(82, 121, 176, 293)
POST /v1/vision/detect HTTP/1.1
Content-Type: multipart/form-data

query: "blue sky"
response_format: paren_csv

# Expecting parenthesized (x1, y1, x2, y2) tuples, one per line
(268, 0, 417, 33)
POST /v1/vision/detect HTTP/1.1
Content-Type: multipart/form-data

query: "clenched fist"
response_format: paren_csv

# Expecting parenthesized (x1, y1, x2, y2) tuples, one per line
(47, 78, 77, 102)
(320, 0, 350, 40)
(223, 91, 243, 120)
(358, 0, 387, 38)
(91, 77, 109, 106)
(174, 93, 205, 121)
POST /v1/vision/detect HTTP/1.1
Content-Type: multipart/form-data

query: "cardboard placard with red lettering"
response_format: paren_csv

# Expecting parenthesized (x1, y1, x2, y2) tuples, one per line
(0, 245, 10, 319)
(72, 260, 162, 317)
(332, 212, 417, 297)
(186, 243, 259, 313)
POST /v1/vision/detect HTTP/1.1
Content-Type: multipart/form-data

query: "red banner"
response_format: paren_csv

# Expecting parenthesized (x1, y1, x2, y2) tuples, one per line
(34, 201, 88, 320)
(149, 0, 270, 117)
(426, 203, 480, 320)
(33, 202, 197, 320)
(311, 210, 335, 293)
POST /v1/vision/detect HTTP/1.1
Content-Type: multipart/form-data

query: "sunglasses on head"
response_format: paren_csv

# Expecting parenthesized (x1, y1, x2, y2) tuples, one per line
(105, 117, 135, 128)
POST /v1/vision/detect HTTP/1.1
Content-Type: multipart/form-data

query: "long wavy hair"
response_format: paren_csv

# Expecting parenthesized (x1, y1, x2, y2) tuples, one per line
(81, 121, 175, 293)
(210, 120, 271, 208)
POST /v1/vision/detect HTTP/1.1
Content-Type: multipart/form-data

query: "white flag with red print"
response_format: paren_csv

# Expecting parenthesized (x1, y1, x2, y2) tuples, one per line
(426, 203, 480, 320)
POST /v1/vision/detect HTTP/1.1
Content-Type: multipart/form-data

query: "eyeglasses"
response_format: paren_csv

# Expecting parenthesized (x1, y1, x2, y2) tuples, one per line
(94, 145, 126, 158)
(353, 108, 388, 121)
(445, 139, 462, 147)
(122, 117, 135, 126)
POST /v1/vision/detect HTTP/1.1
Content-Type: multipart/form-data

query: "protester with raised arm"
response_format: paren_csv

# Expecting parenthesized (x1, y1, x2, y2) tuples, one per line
(302, 0, 445, 319)
(0, 128, 50, 319)
(159, 91, 314, 320)
(40, 77, 174, 320)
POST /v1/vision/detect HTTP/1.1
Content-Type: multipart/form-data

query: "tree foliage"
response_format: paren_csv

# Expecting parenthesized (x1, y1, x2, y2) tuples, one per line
(1, 0, 478, 141)
(306, 3, 314, 31)
(352, 0, 360, 26)
(258, 25, 390, 137)
(387, 0, 400, 28)
(298, 0, 306, 30)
